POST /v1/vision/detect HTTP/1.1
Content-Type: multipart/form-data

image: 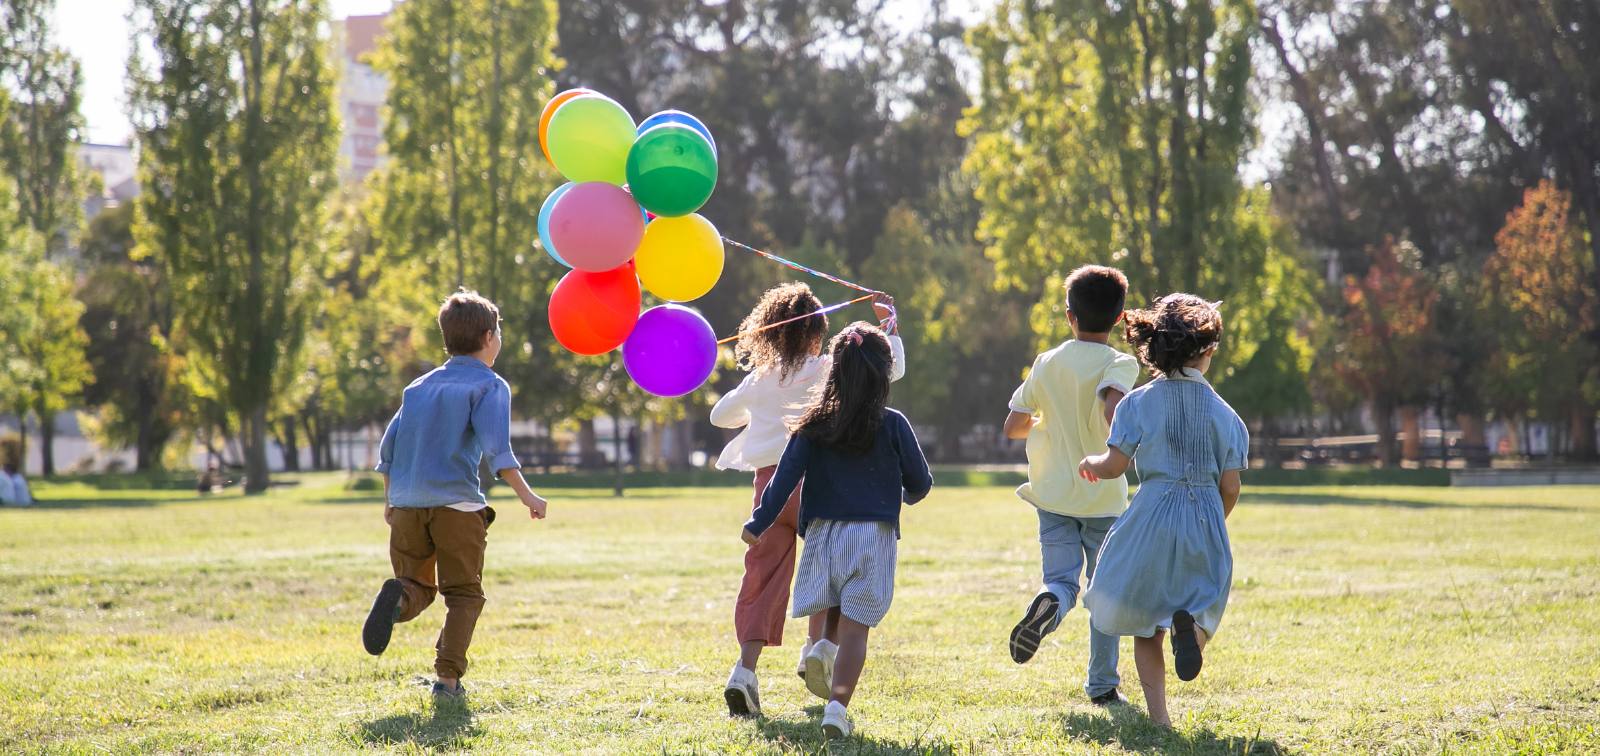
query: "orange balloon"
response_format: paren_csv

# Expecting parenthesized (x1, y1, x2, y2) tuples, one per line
(540, 88, 594, 165)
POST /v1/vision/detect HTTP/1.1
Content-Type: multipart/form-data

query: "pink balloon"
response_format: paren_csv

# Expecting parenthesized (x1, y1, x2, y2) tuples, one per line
(548, 182, 646, 272)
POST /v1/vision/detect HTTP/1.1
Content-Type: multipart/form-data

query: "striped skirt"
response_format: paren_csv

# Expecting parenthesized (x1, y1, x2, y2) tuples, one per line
(791, 519, 898, 627)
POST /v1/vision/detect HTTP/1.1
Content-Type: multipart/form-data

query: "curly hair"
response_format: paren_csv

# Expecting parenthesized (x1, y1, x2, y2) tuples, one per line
(734, 282, 828, 381)
(794, 322, 893, 454)
(1123, 293, 1224, 376)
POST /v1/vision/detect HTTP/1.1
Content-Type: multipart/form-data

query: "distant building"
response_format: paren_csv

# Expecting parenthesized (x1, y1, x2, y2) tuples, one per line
(335, 13, 391, 183)
(78, 142, 138, 220)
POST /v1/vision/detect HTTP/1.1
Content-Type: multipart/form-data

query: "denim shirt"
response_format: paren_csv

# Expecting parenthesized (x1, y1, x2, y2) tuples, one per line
(376, 356, 521, 508)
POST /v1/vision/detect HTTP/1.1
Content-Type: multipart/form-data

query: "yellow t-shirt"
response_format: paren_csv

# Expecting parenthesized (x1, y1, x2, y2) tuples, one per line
(1009, 340, 1141, 517)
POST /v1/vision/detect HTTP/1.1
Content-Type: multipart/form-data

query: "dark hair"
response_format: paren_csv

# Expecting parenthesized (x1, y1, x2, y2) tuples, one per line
(1065, 265, 1129, 333)
(438, 289, 501, 355)
(794, 322, 893, 454)
(1123, 293, 1224, 376)
(735, 282, 828, 381)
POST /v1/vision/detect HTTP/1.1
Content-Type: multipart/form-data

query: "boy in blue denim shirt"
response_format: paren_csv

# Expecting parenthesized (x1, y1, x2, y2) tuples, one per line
(362, 290, 549, 699)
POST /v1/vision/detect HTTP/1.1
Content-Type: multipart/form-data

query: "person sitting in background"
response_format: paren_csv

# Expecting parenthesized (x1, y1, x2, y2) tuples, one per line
(0, 463, 30, 506)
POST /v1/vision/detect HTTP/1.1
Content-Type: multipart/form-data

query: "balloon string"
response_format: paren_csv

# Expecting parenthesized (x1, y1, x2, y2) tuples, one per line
(716, 294, 876, 346)
(721, 237, 878, 294)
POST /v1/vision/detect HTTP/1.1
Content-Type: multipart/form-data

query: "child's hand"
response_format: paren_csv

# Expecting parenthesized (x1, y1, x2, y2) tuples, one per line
(520, 491, 548, 520)
(1078, 457, 1100, 483)
(740, 528, 759, 546)
(871, 292, 897, 333)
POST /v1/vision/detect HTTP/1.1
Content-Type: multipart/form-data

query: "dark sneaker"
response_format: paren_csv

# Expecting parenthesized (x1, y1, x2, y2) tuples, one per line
(1009, 592, 1062, 664)
(432, 681, 467, 699)
(362, 579, 405, 656)
(1171, 610, 1203, 681)
(1089, 688, 1129, 706)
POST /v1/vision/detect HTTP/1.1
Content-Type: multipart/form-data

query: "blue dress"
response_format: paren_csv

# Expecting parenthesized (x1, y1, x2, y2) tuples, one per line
(1084, 369, 1249, 638)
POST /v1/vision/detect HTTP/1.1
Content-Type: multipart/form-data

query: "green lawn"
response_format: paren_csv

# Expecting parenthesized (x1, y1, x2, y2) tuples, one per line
(2, 475, 1597, 754)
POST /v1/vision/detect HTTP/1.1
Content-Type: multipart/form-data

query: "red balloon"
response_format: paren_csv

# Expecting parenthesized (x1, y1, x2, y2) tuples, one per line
(548, 263, 641, 355)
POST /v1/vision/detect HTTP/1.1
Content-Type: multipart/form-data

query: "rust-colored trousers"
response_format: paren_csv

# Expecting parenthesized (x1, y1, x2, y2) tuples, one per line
(734, 466, 803, 646)
(387, 506, 493, 680)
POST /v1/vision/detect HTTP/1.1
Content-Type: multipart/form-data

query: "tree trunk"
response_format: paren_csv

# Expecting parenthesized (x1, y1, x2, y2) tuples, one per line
(244, 405, 271, 494)
(38, 409, 56, 476)
(136, 408, 161, 471)
(1456, 412, 1490, 468)
(278, 419, 301, 472)
(1373, 399, 1397, 467)
(1398, 405, 1422, 464)
(1571, 406, 1598, 462)
(611, 412, 625, 498)
(577, 419, 599, 467)
(12, 409, 27, 474)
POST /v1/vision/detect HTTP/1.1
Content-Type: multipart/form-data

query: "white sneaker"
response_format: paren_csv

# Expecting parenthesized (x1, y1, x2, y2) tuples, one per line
(796, 640, 813, 680)
(724, 664, 760, 717)
(821, 700, 852, 739)
(803, 639, 837, 700)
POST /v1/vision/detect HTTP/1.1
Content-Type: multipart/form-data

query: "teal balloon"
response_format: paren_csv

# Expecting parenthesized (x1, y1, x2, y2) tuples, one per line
(625, 124, 718, 217)
(537, 183, 575, 267)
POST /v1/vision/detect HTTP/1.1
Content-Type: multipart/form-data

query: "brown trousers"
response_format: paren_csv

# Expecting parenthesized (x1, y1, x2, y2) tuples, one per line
(734, 466, 803, 646)
(387, 505, 494, 680)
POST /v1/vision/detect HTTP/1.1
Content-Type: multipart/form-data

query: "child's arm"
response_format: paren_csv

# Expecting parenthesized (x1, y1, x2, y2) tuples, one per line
(1101, 387, 1126, 427)
(897, 415, 934, 504)
(377, 407, 401, 516)
(1219, 469, 1241, 518)
(1078, 448, 1131, 482)
(497, 467, 548, 520)
(709, 375, 754, 429)
(1003, 410, 1035, 440)
(743, 435, 811, 542)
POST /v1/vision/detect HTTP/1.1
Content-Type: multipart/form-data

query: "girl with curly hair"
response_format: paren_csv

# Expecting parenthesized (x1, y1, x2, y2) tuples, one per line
(1077, 293, 1249, 728)
(712, 283, 903, 717)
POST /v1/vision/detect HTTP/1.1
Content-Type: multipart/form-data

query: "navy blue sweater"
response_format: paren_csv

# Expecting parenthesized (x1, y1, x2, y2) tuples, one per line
(745, 408, 934, 538)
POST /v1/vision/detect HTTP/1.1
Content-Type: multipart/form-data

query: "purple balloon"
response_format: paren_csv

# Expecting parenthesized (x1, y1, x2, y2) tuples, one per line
(623, 305, 717, 397)
(548, 182, 645, 272)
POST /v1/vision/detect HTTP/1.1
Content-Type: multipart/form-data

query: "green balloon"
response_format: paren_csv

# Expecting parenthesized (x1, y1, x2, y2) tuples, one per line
(547, 95, 636, 185)
(625, 124, 718, 217)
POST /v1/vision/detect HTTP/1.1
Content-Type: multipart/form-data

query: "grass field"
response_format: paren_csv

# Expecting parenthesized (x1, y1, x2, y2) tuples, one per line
(1, 474, 1597, 754)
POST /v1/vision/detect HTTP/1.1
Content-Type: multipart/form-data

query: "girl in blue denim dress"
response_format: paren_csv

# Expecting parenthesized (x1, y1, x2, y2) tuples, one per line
(1077, 294, 1247, 728)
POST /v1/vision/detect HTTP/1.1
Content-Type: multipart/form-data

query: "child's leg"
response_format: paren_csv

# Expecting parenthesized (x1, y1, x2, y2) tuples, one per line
(429, 508, 489, 685)
(733, 468, 803, 671)
(388, 508, 439, 621)
(823, 606, 842, 642)
(1012, 510, 1085, 664)
(1079, 516, 1122, 697)
(1133, 631, 1170, 727)
(808, 611, 828, 643)
(829, 615, 871, 706)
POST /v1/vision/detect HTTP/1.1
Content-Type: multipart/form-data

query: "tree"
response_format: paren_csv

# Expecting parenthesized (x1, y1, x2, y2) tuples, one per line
(963, 0, 1315, 435)
(130, 0, 339, 492)
(1335, 239, 1442, 466)
(1485, 181, 1599, 459)
(0, 0, 85, 258)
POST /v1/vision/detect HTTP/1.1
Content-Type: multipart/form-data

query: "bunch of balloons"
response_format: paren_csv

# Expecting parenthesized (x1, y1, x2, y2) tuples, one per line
(537, 89, 722, 397)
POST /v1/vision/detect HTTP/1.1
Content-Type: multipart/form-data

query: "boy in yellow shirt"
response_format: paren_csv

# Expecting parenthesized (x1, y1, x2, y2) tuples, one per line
(1002, 265, 1139, 705)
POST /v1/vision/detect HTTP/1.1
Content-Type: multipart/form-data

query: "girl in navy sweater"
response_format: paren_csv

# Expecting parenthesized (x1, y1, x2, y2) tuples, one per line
(741, 322, 933, 740)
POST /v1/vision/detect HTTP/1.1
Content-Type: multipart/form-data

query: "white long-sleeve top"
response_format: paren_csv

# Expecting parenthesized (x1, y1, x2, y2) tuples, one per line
(710, 335, 905, 471)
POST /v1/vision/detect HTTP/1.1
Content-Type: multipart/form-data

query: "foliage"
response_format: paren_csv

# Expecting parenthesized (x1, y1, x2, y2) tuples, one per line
(0, 0, 85, 257)
(129, 0, 340, 491)
(963, 0, 1314, 426)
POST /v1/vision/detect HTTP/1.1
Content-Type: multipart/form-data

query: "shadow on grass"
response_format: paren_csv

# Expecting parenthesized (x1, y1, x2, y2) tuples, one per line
(360, 700, 479, 749)
(18, 496, 173, 509)
(1059, 707, 1289, 755)
(1240, 491, 1575, 512)
(751, 705, 956, 755)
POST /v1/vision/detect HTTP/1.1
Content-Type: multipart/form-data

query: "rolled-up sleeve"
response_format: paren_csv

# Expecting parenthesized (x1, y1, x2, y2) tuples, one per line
(375, 407, 401, 474)
(472, 379, 521, 474)
(1107, 392, 1142, 457)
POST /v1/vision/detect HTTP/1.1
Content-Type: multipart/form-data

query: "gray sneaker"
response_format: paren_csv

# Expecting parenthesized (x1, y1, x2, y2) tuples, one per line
(432, 681, 467, 699)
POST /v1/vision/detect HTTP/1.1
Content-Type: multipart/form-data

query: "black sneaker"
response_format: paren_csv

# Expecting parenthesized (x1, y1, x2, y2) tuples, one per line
(432, 681, 468, 699)
(1171, 610, 1203, 681)
(362, 579, 405, 656)
(1009, 592, 1061, 664)
(1089, 688, 1129, 706)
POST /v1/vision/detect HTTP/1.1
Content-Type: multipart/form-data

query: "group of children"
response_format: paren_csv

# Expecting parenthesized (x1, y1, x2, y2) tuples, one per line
(360, 264, 1246, 738)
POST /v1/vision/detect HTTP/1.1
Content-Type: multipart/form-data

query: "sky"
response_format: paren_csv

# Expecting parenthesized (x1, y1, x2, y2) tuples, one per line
(55, 0, 397, 144)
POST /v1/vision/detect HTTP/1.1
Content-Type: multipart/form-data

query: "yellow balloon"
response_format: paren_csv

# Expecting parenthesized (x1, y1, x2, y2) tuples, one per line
(635, 214, 724, 302)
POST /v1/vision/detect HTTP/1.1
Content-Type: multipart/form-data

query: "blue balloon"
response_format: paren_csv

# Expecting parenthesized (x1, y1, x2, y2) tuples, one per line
(537, 183, 575, 267)
(636, 110, 716, 155)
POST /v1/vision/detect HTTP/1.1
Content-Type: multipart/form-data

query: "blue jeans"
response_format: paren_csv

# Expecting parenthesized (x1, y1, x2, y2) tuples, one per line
(1037, 510, 1120, 697)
